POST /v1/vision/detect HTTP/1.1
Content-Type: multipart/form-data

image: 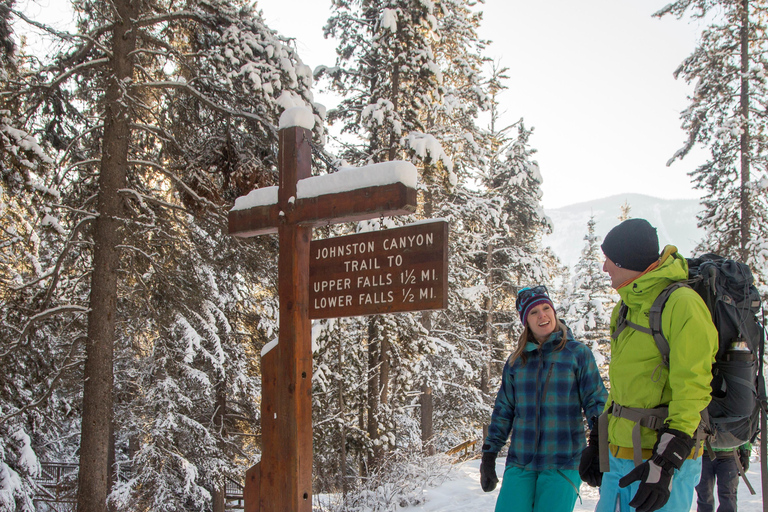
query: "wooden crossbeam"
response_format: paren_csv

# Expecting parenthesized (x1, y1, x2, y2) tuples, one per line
(228, 182, 417, 237)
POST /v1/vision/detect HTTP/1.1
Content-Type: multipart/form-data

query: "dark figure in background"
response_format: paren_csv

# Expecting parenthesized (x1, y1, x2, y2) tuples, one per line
(695, 444, 751, 512)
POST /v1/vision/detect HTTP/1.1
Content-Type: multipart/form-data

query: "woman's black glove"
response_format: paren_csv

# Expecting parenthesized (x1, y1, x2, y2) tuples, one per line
(480, 451, 499, 492)
(579, 424, 602, 487)
(738, 447, 751, 473)
(618, 426, 694, 512)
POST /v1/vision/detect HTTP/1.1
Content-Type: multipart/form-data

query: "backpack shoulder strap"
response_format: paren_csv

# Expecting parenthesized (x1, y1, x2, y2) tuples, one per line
(647, 282, 692, 368)
(611, 301, 655, 340)
(611, 302, 630, 341)
(612, 282, 692, 368)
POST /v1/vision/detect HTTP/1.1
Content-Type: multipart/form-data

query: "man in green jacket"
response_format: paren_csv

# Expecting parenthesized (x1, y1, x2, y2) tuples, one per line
(578, 218, 718, 512)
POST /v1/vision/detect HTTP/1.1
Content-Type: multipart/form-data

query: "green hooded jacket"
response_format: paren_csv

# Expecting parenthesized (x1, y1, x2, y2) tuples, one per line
(607, 245, 718, 449)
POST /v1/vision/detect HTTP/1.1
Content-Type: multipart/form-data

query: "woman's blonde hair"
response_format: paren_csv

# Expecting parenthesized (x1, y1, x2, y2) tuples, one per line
(508, 316, 569, 366)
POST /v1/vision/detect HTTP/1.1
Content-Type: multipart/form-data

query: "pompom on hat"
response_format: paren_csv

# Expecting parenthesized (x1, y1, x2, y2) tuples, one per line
(516, 286, 555, 326)
(601, 218, 660, 272)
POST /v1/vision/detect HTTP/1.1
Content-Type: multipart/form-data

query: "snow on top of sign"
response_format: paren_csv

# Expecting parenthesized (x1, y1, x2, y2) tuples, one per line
(229, 161, 418, 211)
(403, 217, 448, 226)
(358, 217, 446, 233)
(261, 337, 278, 357)
(296, 161, 417, 199)
(262, 324, 323, 358)
(231, 185, 278, 211)
(278, 106, 315, 130)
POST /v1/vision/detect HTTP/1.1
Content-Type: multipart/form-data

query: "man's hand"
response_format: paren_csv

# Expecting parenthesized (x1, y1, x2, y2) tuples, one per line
(579, 425, 602, 487)
(618, 457, 673, 512)
(480, 451, 499, 492)
(618, 426, 694, 512)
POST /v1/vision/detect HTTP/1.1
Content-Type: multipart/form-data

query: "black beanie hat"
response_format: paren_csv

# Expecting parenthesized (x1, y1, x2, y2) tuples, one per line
(601, 218, 660, 271)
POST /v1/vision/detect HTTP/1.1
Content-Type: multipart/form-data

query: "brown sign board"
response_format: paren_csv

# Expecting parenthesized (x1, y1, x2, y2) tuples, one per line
(309, 220, 449, 319)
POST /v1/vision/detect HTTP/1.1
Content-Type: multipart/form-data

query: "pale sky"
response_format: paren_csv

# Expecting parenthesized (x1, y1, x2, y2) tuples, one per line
(254, 0, 710, 209)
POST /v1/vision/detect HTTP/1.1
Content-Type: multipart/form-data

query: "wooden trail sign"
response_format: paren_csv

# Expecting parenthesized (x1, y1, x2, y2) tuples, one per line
(310, 221, 448, 319)
(227, 107, 446, 512)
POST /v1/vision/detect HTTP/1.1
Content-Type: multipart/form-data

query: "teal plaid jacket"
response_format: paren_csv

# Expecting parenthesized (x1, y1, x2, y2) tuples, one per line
(484, 329, 607, 471)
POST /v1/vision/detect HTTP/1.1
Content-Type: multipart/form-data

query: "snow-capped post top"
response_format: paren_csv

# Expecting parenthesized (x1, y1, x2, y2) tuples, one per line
(231, 185, 278, 212)
(278, 106, 315, 131)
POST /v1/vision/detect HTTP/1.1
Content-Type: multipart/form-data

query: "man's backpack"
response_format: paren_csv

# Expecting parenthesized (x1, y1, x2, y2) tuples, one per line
(612, 254, 767, 496)
(689, 256, 765, 449)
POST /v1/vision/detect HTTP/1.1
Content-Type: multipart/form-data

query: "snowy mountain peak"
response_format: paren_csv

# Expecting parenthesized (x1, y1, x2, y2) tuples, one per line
(544, 193, 703, 268)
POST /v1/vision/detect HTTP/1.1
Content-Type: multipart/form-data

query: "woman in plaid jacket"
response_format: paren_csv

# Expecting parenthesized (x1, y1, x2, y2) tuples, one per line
(479, 285, 607, 512)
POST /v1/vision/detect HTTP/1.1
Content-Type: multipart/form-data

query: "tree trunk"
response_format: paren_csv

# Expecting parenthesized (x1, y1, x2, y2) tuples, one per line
(419, 312, 435, 455)
(363, 0, 382, 163)
(366, 318, 381, 470)
(420, 383, 435, 455)
(388, 65, 400, 162)
(358, 401, 366, 477)
(337, 337, 348, 495)
(77, 1, 138, 511)
(481, 242, 495, 442)
(418, 176, 436, 452)
(212, 487, 226, 512)
(212, 378, 227, 512)
(480, 368, 490, 444)
(380, 336, 390, 407)
(739, 0, 751, 262)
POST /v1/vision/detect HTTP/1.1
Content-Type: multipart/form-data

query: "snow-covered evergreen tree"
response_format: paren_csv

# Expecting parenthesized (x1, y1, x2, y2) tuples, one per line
(320, 0, 442, 471)
(619, 200, 632, 222)
(0, 11, 56, 508)
(429, 56, 556, 451)
(316, 0, 498, 475)
(657, 0, 768, 297)
(2, 0, 321, 508)
(561, 217, 616, 372)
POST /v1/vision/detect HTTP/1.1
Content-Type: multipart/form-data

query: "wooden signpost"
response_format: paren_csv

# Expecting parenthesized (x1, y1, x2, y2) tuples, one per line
(228, 112, 447, 512)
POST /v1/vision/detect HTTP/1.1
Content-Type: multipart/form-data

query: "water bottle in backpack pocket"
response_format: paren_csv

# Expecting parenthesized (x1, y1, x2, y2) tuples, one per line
(708, 339, 759, 448)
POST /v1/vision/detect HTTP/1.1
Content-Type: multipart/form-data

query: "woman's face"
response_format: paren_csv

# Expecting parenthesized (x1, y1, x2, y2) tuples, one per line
(526, 302, 557, 342)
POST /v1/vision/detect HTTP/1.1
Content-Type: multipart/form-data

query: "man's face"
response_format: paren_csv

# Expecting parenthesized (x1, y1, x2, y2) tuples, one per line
(603, 256, 639, 289)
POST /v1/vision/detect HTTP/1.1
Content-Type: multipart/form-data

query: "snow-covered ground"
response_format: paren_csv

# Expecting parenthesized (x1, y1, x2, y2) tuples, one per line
(405, 458, 764, 512)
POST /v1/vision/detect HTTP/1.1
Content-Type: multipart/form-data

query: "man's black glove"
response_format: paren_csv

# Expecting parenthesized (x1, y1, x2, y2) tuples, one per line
(618, 426, 694, 512)
(738, 447, 751, 473)
(480, 451, 499, 492)
(579, 422, 602, 487)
